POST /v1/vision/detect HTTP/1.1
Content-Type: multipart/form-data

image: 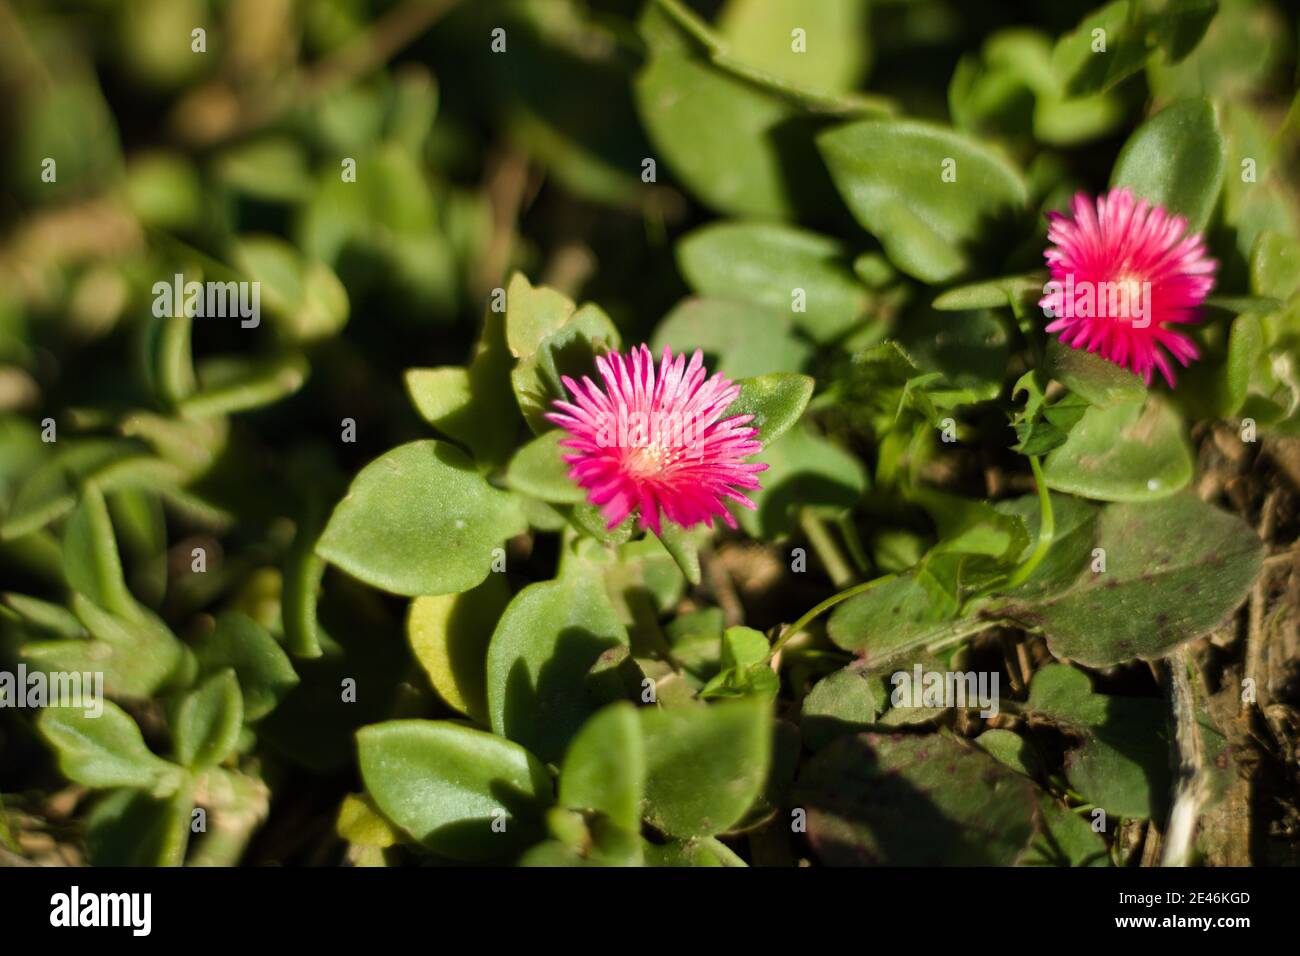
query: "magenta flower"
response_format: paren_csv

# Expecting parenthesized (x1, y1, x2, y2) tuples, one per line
(545, 345, 766, 534)
(1039, 187, 1216, 387)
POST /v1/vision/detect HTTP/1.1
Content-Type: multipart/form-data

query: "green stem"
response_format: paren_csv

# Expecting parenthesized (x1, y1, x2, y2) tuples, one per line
(799, 509, 854, 588)
(963, 455, 1054, 612)
(767, 572, 896, 662)
(835, 512, 872, 576)
(1003, 456, 1055, 590)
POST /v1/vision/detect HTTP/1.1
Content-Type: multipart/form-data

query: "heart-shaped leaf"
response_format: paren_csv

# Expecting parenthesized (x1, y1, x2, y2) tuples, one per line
(676, 221, 870, 341)
(357, 720, 551, 862)
(1026, 664, 1170, 818)
(559, 701, 645, 833)
(1042, 396, 1192, 501)
(407, 574, 509, 725)
(800, 662, 882, 750)
(1110, 98, 1225, 233)
(486, 572, 629, 762)
(726, 373, 814, 446)
(991, 492, 1263, 665)
(640, 696, 772, 838)
(504, 430, 584, 505)
(651, 297, 812, 379)
(635, 5, 839, 218)
(797, 731, 1038, 865)
(818, 118, 1027, 283)
(1042, 337, 1147, 408)
(317, 440, 526, 597)
(717, 0, 872, 94)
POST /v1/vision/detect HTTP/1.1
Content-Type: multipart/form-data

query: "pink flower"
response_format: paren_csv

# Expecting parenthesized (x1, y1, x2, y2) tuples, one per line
(545, 345, 766, 535)
(1039, 187, 1216, 387)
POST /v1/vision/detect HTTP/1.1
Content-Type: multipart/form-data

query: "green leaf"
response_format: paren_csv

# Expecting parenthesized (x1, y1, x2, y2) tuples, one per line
(817, 119, 1027, 283)
(1012, 381, 1089, 456)
(1042, 337, 1146, 408)
(992, 493, 1263, 666)
(800, 663, 881, 750)
(486, 572, 629, 763)
(336, 793, 399, 849)
(992, 493, 1101, 604)
(894, 308, 1011, 400)
(512, 302, 622, 434)
(1042, 396, 1193, 501)
(699, 626, 778, 701)
(559, 702, 645, 833)
(356, 720, 551, 862)
(717, 0, 872, 94)
(676, 221, 870, 341)
(740, 424, 868, 538)
(317, 440, 526, 597)
(505, 272, 575, 359)
(635, 18, 831, 218)
(651, 297, 812, 379)
(171, 668, 243, 770)
(38, 701, 181, 794)
(2, 440, 183, 541)
(1249, 230, 1300, 301)
(797, 731, 1038, 865)
(216, 139, 313, 203)
(975, 728, 1043, 778)
(727, 373, 814, 446)
(1216, 313, 1265, 416)
(640, 697, 772, 838)
(827, 565, 960, 657)
(2, 592, 86, 639)
(1110, 98, 1225, 233)
(932, 273, 1045, 311)
(179, 353, 310, 419)
(282, 499, 327, 660)
(405, 307, 518, 467)
(1051, 1, 1152, 96)
(23, 594, 185, 700)
(1026, 664, 1170, 818)
(85, 787, 193, 867)
(407, 574, 510, 725)
(192, 612, 298, 722)
(62, 484, 137, 619)
(914, 487, 1030, 563)
(1152, 0, 1219, 64)
(642, 836, 746, 867)
(1021, 796, 1110, 867)
(504, 430, 584, 505)
(652, 522, 703, 586)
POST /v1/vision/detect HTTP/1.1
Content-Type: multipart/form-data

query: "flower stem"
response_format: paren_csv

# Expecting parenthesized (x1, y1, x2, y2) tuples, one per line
(963, 455, 1055, 612)
(767, 572, 897, 663)
(799, 509, 854, 588)
(1001, 455, 1055, 590)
